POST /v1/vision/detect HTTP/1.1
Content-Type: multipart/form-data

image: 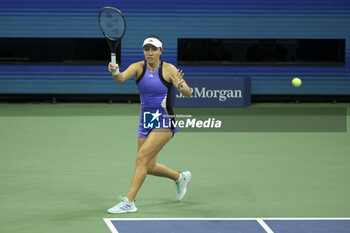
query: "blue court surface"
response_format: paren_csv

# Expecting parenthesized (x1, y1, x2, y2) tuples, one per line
(104, 218, 350, 233)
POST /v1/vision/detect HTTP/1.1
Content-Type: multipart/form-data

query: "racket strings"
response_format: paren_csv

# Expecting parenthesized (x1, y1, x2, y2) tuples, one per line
(99, 9, 125, 40)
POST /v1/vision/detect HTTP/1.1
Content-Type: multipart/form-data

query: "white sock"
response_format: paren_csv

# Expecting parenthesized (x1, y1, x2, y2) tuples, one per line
(125, 197, 132, 202)
(175, 172, 182, 182)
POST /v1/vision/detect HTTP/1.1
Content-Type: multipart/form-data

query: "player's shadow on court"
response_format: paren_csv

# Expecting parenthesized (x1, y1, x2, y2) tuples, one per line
(139, 198, 200, 209)
(139, 198, 221, 217)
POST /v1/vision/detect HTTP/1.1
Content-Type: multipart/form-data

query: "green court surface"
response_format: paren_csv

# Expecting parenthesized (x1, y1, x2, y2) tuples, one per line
(0, 103, 349, 233)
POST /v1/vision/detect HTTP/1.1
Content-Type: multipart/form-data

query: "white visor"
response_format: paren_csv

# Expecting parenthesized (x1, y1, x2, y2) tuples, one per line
(142, 38, 162, 48)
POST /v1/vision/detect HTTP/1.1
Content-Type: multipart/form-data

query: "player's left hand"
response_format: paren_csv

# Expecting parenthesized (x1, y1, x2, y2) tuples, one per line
(170, 69, 185, 89)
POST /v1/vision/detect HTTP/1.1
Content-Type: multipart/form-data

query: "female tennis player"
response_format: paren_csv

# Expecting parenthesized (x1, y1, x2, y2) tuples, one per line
(107, 35, 192, 214)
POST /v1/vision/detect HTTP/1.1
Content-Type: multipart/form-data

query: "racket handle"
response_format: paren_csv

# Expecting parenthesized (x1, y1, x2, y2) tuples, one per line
(111, 53, 116, 65)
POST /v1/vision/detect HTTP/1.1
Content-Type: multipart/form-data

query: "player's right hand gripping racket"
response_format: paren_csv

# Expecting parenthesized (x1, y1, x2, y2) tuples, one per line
(98, 7, 126, 65)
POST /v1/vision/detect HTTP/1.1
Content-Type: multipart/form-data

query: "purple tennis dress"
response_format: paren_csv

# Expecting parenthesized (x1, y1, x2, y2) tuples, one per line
(136, 61, 179, 138)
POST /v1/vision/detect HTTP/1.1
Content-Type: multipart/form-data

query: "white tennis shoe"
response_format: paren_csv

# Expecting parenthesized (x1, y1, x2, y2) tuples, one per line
(107, 196, 137, 214)
(175, 171, 191, 201)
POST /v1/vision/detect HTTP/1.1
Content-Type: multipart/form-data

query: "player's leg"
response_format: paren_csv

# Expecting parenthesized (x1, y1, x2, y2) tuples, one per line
(147, 154, 180, 180)
(108, 131, 172, 214)
(138, 132, 189, 201)
(137, 137, 147, 151)
(138, 136, 179, 180)
(107, 130, 190, 214)
(126, 129, 173, 202)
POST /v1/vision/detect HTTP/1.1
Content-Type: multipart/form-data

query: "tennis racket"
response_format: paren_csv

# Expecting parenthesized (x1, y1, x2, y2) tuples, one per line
(98, 6, 126, 65)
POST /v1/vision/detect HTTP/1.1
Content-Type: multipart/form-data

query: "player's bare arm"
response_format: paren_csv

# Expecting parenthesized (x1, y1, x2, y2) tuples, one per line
(163, 62, 192, 98)
(108, 61, 143, 83)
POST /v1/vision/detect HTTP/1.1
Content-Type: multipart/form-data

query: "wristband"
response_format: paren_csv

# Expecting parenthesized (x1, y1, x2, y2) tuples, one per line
(112, 68, 120, 76)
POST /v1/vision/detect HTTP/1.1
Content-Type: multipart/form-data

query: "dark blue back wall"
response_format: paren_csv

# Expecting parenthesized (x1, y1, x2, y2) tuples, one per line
(1, 0, 350, 95)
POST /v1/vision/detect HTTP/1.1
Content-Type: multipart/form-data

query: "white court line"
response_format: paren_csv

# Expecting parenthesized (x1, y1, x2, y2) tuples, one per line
(105, 218, 258, 221)
(104, 217, 350, 221)
(259, 218, 350, 220)
(103, 218, 350, 233)
(104, 218, 119, 233)
(257, 218, 274, 233)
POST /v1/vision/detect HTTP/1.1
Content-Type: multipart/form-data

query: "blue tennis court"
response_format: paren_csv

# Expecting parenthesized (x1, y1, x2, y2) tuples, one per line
(104, 218, 350, 233)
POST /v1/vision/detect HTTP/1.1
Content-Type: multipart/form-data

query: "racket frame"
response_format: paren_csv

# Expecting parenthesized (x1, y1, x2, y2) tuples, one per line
(98, 6, 126, 65)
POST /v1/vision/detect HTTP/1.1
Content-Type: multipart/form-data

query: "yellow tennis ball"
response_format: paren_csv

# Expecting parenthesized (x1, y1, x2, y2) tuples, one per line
(292, 77, 302, 87)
